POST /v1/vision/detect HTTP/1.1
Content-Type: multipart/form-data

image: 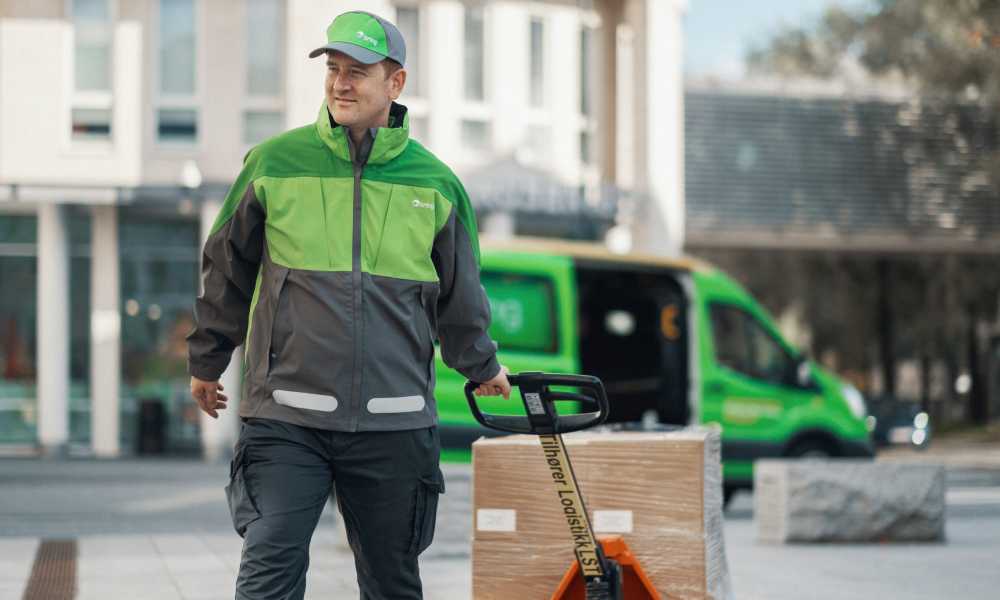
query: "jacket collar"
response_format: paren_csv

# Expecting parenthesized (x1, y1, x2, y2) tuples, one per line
(315, 100, 409, 165)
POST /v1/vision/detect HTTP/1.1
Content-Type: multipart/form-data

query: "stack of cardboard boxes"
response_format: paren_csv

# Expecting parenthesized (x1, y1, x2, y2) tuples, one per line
(471, 429, 731, 600)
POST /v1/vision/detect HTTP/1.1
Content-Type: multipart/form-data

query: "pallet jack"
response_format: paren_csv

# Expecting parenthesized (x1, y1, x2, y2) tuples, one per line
(465, 372, 661, 600)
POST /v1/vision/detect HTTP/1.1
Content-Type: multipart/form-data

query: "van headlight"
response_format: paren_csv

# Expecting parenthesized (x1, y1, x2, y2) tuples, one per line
(842, 385, 868, 419)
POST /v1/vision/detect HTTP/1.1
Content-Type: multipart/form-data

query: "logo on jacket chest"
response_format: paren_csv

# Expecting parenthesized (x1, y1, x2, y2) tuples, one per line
(411, 199, 433, 210)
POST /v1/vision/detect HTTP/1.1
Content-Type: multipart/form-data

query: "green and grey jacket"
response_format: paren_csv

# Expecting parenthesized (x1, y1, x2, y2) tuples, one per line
(186, 101, 500, 432)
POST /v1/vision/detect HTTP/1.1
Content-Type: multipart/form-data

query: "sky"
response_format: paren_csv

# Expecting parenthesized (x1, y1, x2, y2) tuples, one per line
(683, 0, 870, 79)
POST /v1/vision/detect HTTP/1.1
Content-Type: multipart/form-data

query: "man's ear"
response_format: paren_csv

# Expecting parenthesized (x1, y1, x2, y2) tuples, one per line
(388, 68, 407, 101)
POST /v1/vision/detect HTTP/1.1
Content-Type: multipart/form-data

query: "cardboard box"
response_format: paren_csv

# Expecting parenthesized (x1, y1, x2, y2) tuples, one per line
(471, 429, 730, 600)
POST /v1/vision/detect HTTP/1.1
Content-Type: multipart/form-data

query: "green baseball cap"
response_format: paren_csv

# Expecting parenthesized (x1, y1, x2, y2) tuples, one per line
(308, 11, 406, 66)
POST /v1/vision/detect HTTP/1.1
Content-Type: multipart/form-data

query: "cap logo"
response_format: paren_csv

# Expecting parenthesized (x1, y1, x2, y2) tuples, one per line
(355, 30, 379, 48)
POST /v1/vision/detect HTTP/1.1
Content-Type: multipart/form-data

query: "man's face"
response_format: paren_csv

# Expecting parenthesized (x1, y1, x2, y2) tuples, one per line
(325, 50, 404, 130)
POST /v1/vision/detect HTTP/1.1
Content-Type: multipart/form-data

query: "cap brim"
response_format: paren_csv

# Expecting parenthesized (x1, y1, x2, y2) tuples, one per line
(308, 41, 385, 64)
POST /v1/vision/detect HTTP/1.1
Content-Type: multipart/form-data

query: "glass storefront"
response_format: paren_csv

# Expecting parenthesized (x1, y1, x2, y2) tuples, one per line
(119, 210, 201, 454)
(0, 208, 202, 454)
(69, 211, 92, 446)
(0, 211, 92, 448)
(0, 216, 38, 445)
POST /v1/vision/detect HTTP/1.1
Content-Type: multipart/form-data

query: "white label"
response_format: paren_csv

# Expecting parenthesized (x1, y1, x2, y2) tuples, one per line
(524, 392, 545, 415)
(476, 508, 517, 532)
(593, 510, 633, 533)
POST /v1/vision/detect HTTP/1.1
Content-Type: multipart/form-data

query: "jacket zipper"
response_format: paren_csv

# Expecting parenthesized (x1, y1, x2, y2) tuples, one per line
(350, 160, 363, 430)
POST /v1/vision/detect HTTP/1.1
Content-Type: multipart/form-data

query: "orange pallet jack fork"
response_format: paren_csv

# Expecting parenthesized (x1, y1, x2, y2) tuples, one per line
(465, 372, 662, 600)
(552, 536, 660, 600)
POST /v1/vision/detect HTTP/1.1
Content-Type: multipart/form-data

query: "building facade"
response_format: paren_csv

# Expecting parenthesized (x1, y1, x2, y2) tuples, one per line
(0, 0, 685, 457)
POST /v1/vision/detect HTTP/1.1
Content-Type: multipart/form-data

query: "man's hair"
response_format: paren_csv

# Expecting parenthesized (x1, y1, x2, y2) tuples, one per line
(382, 59, 403, 79)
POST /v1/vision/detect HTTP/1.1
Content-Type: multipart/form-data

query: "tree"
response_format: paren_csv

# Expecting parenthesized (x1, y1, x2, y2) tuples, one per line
(746, 0, 1000, 424)
(747, 0, 1000, 189)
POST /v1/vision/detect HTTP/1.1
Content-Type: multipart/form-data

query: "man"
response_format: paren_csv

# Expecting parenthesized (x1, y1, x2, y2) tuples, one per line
(186, 11, 510, 599)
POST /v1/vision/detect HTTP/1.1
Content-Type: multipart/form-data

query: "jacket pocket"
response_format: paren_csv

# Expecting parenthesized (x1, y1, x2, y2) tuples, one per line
(224, 443, 261, 538)
(264, 267, 291, 379)
(407, 466, 445, 556)
(417, 284, 436, 394)
(372, 185, 437, 280)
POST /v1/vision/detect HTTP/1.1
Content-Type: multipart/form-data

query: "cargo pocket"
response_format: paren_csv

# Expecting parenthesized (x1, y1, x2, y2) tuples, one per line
(408, 467, 446, 556)
(224, 444, 262, 538)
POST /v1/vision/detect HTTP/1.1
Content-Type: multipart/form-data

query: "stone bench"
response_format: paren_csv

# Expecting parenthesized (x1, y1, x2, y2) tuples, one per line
(754, 459, 945, 543)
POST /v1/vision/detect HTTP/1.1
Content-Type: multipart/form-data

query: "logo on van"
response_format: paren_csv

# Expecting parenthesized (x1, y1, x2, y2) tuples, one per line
(412, 199, 433, 210)
(356, 31, 379, 47)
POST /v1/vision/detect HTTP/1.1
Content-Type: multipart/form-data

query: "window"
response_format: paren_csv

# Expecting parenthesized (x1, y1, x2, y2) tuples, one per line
(157, 0, 197, 144)
(67, 212, 92, 445)
(578, 24, 597, 169)
(579, 25, 594, 116)
(460, 119, 490, 152)
(73, 0, 112, 91)
(72, 108, 112, 140)
(529, 17, 544, 107)
(71, 0, 113, 141)
(709, 304, 795, 385)
(159, 0, 195, 94)
(747, 318, 793, 384)
(480, 271, 558, 353)
(463, 5, 485, 101)
(710, 305, 748, 374)
(579, 129, 593, 165)
(158, 108, 197, 143)
(246, 0, 281, 96)
(396, 6, 421, 97)
(244, 0, 284, 144)
(409, 115, 428, 141)
(0, 216, 38, 444)
(243, 111, 283, 145)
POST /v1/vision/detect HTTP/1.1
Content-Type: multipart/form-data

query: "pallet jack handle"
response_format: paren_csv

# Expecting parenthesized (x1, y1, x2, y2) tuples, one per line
(464, 373, 630, 599)
(464, 371, 609, 435)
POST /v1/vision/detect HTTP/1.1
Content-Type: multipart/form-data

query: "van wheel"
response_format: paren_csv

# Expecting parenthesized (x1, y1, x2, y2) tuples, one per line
(787, 438, 836, 458)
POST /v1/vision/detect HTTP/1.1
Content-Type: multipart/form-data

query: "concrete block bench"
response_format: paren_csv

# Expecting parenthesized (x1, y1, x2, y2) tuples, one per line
(754, 459, 945, 543)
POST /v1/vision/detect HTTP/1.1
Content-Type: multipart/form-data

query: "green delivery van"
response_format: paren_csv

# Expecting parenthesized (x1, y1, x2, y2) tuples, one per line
(433, 236, 874, 493)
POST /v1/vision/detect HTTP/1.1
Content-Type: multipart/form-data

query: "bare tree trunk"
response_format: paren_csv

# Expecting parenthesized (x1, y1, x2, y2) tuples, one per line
(968, 314, 988, 424)
(920, 353, 931, 414)
(945, 350, 959, 426)
(877, 259, 896, 396)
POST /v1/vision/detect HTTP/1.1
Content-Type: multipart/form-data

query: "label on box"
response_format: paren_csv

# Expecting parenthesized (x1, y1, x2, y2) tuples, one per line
(593, 510, 633, 533)
(476, 508, 517, 532)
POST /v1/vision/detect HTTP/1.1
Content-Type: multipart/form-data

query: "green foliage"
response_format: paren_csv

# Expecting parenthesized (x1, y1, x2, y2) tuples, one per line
(749, 0, 1000, 101)
(748, 0, 1000, 194)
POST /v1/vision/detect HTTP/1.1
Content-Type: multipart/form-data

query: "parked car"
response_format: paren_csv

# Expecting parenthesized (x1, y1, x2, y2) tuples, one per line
(868, 395, 932, 450)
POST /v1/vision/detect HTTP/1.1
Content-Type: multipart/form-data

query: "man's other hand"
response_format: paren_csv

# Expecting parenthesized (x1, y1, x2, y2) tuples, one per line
(190, 377, 228, 419)
(473, 365, 511, 400)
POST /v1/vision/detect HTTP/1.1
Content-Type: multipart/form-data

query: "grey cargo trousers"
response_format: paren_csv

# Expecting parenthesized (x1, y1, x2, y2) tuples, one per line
(225, 416, 446, 599)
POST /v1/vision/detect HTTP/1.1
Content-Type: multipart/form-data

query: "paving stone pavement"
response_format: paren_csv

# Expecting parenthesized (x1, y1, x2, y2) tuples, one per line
(3, 454, 1000, 599)
(0, 459, 474, 599)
